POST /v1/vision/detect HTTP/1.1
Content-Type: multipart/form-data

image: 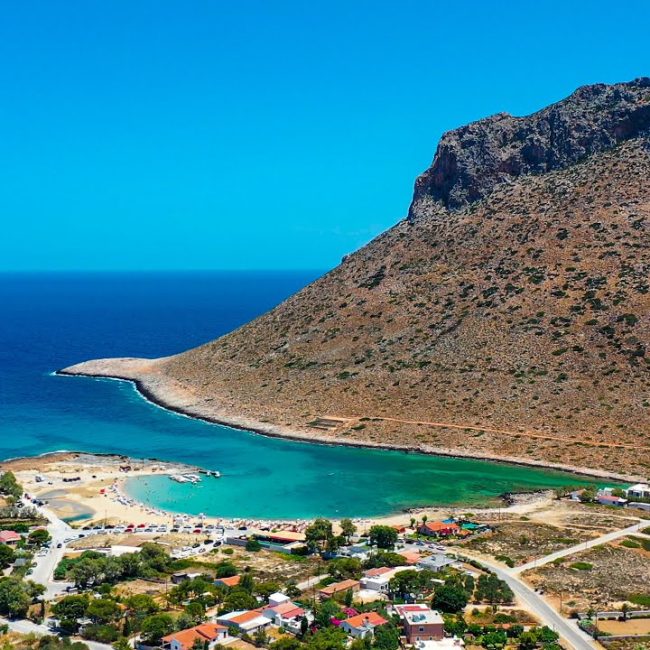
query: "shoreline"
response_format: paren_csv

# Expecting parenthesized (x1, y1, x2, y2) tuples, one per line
(0, 450, 559, 528)
(55, 364, 642, 484)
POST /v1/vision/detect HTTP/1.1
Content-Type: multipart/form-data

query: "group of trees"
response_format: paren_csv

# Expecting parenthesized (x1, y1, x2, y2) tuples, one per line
(54, 542, 175, 588)
(444, 614, 560, 650)
(305, 518, 357, 554)
(429, 571, 514, 614)
(474, 574, 514, 605)
(0, 576, 45, 618)
(0, 471, 23, 502)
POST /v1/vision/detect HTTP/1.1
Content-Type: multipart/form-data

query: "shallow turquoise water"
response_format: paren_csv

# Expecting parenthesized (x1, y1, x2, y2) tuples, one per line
(1, 272, 600, 519)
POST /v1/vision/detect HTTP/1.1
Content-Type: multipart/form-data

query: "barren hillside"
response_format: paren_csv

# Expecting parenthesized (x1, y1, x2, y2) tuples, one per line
(63, 78, 650, 478)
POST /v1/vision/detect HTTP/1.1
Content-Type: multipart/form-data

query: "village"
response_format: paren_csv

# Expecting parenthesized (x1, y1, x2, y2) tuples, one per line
(1, 461, 650, 650)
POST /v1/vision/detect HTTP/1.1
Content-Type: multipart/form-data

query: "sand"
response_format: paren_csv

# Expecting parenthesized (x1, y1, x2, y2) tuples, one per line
(1, 452, 558, 531)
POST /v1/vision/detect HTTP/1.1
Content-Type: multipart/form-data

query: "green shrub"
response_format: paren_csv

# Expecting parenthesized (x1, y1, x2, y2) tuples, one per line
(629, 594, 650, 607)
(620, 539, 641, 549)
(570, 562, 593, 571)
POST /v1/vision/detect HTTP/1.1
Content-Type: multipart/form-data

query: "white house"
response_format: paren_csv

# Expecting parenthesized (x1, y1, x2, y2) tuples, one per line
(625, 483, 650, 500)
(217, 610, 272, 634)
(417, 554, 456, 572)
(268, 592, 291, 607)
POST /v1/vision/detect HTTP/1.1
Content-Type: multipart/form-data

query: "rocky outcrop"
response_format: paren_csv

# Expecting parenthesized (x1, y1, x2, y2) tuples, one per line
(409, 77, 650, 216)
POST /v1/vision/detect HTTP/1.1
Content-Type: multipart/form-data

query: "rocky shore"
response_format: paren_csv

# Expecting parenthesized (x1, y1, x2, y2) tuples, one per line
(57, 359, 644, 484)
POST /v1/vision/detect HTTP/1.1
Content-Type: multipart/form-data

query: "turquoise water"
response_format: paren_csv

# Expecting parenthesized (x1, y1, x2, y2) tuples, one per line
(0, 272, 599, 519)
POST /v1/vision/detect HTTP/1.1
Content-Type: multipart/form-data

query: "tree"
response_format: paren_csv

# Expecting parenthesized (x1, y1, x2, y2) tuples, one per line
(253, 627, 269, 648)
(0, 472, 22, 501)
(535, 626, 559, 644)
(28, 529, 51, 547)
(184, 601, 205, 626)
(52, 594, 90, 632)
(139, 543, 171, 573)
(314, 599, 342, 628)
(271, 637, 303, 650)
(368, 526, 398, 550)
(475, 575, 514, 605)
(86, 598, 120, 625)
(0, 577, 32, 618)
(255, 581, 281, 599)
(409, 518, 416, 530)
(517, 631, 537, 650)
(140, 613, 174, 646)
(340, 519, 356, 543)
(70, 558, 103, 589)
(246, 539, 262, 552)
(112, 639, 131, 650)
(306, 627, 347, 650)
(621, 602, 630, 622)
(0, 545, 16, 570)
(35, 638, 89, 650)
(432, 583, 469, 614)
(125, 593, 158, 619)
(221, 589, 257, 613)
(373, 625, 399, 650)
(305, 519, 334, 553)
(240, 573, 255, 593)
(482, 630, 507, 648)
(328, 558, 362, 580)
(389, 570, 424, 599)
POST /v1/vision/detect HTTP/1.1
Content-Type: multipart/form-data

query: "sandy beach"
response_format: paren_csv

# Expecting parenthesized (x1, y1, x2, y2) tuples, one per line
(1, 451, 559, 533)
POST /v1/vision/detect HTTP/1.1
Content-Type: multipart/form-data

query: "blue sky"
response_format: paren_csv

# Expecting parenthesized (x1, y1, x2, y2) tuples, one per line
(1, 1, 648, 271)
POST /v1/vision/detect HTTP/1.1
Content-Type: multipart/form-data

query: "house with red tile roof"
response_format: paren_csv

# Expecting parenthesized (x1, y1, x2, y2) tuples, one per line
(214, 575, 241, 588)
(0, 531, 21, 545)
(217, 609, 272, 634)
(262, 600, 309, 631)
(340, 612, 388, 639)
(418, 521, 460, 537)
(162, 623, 229, 650)
(318, 578, 360, 600)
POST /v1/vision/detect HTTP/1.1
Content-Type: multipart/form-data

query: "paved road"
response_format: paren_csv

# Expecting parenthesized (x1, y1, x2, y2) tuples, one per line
(458, 517, 650, 649)
(459, 553, 597, 650)
(297, 573, 329, 591)
(29, 503, 76, 598)
(512, 519, 650, 574)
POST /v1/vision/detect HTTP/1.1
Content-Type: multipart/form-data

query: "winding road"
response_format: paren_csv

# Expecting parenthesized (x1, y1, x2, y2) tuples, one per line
(459, 517, 650, 650)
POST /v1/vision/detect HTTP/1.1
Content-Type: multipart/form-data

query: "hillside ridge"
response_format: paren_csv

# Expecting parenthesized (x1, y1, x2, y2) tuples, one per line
(62, 79, 650, 479)
(409, 77, 650, 214)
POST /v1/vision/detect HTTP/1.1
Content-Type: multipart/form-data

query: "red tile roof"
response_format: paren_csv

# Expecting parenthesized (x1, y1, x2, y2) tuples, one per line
(344, 612, 388, 629)
(0, 531, 20, 543)
(162, 623, 227, 650)
(319, 579, 360, 596)
(215, 575, 241, 587)
(365, 567, 392, 577)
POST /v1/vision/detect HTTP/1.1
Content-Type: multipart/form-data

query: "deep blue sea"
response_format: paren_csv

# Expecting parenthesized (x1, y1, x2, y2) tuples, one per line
(0, 272, 597, 519)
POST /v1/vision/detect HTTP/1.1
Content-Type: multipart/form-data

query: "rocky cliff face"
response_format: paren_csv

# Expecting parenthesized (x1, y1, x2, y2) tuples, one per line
(409, 78, 650, 215)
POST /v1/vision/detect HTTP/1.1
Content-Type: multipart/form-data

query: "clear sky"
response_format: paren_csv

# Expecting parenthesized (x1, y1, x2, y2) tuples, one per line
(1, 1, 648, 271)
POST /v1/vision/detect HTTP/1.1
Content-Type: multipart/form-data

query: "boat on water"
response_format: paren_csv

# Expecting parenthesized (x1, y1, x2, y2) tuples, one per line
(169, 473, 203, 484)
(199, 469, 222, 478)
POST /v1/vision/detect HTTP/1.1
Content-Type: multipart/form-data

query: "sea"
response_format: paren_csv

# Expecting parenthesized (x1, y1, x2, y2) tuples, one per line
(0, 272, 598, 519)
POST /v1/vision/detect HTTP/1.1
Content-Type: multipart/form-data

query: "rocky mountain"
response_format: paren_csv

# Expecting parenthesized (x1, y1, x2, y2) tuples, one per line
(64, 78, 650, 479)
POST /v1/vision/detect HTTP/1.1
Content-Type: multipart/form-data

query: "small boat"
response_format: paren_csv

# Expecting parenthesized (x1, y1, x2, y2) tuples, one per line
(170, 475, 190, 483)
